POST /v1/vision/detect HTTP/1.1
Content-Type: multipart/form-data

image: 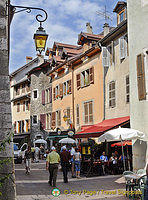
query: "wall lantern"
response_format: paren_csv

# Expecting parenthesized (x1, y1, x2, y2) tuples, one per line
(7, 4, 48, 54)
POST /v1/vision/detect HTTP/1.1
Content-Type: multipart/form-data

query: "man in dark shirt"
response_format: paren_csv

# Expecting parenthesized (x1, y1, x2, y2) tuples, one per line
(60, 146, 71, 183)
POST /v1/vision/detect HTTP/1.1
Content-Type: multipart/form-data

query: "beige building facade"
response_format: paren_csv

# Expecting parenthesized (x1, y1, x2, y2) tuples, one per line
(101, 2, 130, 121)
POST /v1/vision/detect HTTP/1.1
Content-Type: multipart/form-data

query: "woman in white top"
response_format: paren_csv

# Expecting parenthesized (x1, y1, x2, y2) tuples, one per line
(73, 148, 81, 178)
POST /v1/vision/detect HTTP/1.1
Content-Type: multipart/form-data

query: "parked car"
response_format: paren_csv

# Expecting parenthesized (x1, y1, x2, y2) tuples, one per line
(14, 143, 28, 164)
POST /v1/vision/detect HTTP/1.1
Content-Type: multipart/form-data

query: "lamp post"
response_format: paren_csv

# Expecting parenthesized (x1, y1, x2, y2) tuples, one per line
(7, 4, 48, 54)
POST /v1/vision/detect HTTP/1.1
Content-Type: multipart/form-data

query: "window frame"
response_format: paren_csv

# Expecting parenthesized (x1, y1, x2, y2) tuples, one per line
(32, 89, 38, 100)
(32, 115, 38, 125)
(83, 100, 94, 125)
(126, 75, 130, 103)
(109, 81, 116, 108)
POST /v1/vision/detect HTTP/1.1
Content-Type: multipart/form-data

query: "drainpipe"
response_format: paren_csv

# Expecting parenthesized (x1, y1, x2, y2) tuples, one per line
(98, 42, 106, 121)
(71, 65, 75, 130)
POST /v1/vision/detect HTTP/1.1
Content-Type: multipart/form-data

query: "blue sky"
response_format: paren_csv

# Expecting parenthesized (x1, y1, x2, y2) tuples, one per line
(10, 0, 119, 73)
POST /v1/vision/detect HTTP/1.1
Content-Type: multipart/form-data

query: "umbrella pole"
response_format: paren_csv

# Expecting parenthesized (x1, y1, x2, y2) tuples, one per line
(121, 138, 126, 171)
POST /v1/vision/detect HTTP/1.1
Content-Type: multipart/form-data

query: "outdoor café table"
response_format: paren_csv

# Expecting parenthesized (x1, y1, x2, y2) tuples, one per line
(124, 174, 144, 181)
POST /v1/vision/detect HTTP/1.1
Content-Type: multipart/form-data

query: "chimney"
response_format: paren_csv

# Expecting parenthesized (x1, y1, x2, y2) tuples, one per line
(103, 23, 109, 36)
(26, 56, 33, 64)
(86, 22, 93, 34)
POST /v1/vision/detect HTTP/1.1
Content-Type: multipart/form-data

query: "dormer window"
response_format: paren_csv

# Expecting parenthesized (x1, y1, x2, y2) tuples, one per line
(113, 1, 127, 25)
(119, 11, 124, 22)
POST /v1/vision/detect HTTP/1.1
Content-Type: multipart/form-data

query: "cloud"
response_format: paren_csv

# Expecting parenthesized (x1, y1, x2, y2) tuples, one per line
(10, 0, 118, 73)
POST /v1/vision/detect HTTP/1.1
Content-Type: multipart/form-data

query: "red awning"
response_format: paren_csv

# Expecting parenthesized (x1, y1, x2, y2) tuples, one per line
(74, 116, 130, 138)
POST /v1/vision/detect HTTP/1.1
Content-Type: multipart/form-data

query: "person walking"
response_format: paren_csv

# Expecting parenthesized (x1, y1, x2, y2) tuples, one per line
(46, 146, 60, 187)
(70, 146, 76, 178)
(60, 146, 71, 183)
(24, 146, 32, 175)
(40, 145, 45, 160)
(74, 148, 81, 178)
(35, 146, 40, 163)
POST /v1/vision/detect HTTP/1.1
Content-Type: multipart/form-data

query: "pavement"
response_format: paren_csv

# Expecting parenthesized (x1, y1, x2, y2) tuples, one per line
(15, 160, 128, 200)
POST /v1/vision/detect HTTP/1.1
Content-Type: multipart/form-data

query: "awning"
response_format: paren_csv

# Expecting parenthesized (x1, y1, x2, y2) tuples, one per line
(13, 133, 30, 139)
(74, 116, 130, 138)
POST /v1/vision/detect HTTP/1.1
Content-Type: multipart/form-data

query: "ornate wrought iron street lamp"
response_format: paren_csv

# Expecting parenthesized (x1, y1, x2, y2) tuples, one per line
(8, 4, 48, 54)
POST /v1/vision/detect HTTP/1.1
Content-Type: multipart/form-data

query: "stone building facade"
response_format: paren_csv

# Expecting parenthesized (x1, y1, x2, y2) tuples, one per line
(28, 61, 52, 141)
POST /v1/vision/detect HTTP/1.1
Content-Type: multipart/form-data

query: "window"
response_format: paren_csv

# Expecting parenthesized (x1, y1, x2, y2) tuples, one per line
(26, 82, 30, 92)
(102, 47, 109, 67)
(107, 42, 115, 66)
(119, 12, 124, 22)
(137, 53, 146, 100)
(67, 108, 70, 124)
(126, 75, 130, 103)
(46, 89, 49, 103)
(33, 90, 38, 99)
(26, 101, 30, 111)
(56, 110, 61, 127)
(22, 83, 25, 93)
(32, 115, 38, 124)
(23, 101, 25, 111)
(84, 101, 93, 124)
(16, 86, 20, 95)
(109, 81, 116, 108)
(55, 85, 59, 99)
(77, 67, 94, 90)
(63, 80, 72, 96)
(76, 105, 80, 125)
(46, 113, 51, 129)
(17, 103, 20, 112)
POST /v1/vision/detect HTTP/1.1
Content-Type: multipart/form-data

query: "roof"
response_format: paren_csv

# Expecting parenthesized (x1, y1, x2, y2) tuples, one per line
(113, 1, 127, 13)
(74, 116, 130, 138)
(53, 56, 65, 63)
(10, 57, 38, 77)
(53, 42, 79, 51)
(63, 47, 83, 55)
(100, 19, 127, 46)
(78, 32, 103, 45)
(11, 77, 29, 87)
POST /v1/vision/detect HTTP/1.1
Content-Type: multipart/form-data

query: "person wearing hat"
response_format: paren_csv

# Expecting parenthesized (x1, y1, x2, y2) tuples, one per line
(46, 146, 60, 187)
(60, 146, 71, 183)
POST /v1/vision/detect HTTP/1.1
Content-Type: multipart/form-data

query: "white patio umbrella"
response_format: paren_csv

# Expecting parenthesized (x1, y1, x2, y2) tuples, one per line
(59, 138, 77, 144)
(34, 139, 47, 144)
(98, 127, 145, 171)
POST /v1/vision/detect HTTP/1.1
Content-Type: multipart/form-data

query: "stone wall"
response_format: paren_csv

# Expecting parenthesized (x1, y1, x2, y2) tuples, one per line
(0, 0, 16, 199)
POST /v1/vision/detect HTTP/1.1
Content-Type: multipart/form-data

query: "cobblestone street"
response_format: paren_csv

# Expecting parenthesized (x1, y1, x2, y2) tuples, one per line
(15, 160, 127, 200)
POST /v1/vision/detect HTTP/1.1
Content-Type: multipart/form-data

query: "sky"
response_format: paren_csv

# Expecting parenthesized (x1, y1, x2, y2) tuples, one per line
(10, 0, 120, 73)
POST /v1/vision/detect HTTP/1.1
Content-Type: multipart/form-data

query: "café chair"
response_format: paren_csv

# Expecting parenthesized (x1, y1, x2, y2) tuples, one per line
(123, 171, 137, 198)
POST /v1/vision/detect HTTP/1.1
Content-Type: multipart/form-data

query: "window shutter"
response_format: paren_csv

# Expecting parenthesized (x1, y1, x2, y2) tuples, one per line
(124, 35, 128, 57)
(53, 87, 56, 100)
(40, 114, 46, 130)
(51, 112, 56, 128)
(137, 54, 146, 100)
(14, 122, 16, 133)
(120, 37, 125, 59)
(102, 47, 109, 67)
(59, 83, 63, 98)
(23, 101, 25, 111)
(76, 74, 81, 90)
(49, 87, 52, 103)
(69, 80, 72, 93)
(84, 103, 88, 124)
(89, 67, 94, 84)
(42, 90, 45, 105)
